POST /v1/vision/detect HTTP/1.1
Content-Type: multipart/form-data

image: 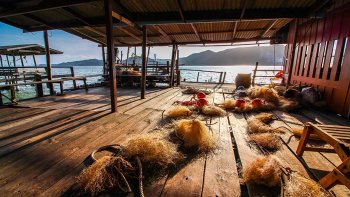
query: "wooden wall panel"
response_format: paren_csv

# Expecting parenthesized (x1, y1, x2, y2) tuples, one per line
(284, 4, 350, 118)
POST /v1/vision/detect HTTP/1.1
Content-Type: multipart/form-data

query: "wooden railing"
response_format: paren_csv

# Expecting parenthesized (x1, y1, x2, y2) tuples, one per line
(179, 69, 226, 84)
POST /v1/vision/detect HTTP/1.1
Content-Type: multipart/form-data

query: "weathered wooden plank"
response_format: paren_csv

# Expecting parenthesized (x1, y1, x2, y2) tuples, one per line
(202, 115, 240, 197)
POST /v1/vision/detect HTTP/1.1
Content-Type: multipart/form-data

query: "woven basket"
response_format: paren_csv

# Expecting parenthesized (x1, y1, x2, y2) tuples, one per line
(235, 73, 251, 88)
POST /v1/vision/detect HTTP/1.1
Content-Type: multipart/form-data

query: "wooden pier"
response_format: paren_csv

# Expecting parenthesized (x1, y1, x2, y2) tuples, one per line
(0, 86, 349, 196)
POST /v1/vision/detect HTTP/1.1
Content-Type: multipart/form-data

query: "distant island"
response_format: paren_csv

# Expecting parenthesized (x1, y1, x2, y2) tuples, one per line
(52, 45, 284, 67)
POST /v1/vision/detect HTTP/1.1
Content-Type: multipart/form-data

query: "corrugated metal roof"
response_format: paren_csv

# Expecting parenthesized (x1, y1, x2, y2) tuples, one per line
(0, 0, 330, 46)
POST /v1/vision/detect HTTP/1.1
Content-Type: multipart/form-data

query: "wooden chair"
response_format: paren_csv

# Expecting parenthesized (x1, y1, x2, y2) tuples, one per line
(296, 122, 350, 189)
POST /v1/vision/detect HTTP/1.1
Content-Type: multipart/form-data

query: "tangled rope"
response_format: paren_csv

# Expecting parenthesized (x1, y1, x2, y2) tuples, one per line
(90, 144, 145, 196)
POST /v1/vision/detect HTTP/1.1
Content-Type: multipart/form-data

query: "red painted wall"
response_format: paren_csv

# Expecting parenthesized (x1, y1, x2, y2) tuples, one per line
(284, 2, 350, 117)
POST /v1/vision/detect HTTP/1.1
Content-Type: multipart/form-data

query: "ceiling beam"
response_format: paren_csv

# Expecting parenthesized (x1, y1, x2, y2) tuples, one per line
(62, 7, 105, 37)
(153, 25, 172, 41)
(175, 0, 185, 22)
(232, 21, 238, 39)
(191, 24, 203, 43)
(113, 37, 273, 47)
(261, 19, 278, 37)
(94, 29, 279, 39)
(240, 0, 249, 19)
(0, 0, 101, 19)
(307, 0, 332, 17)
(119, 27, 142, 42)
(111, 11, 137, 28)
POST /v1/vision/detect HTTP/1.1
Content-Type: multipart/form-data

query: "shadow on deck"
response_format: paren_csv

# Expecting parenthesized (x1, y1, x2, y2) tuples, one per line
(0, 86, 349, 196)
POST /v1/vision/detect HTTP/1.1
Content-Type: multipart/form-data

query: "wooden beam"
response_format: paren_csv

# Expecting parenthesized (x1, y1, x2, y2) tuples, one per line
(70, 28, 105, 44)
(113, 37, 273, 47)
(240, 0, 249, 19)
(111, 11, 136, 27)
(154, 25, 172, 41)
(141, 26, 147, 99)
(170, 43, 176, 87)
(119, 27, 141, 42)
(286, 20, 299, 88)
(175, 0, 185, 22)
(308, 0, 332, 17)
(191, 24, 203, 43)
(232, 21, 238, 40)
(104, 0, 117, 112)
(0, 0, 100, 18)
(43, 30, 54, 95)
(62, 7, 106, 37)
(261, 19, 278, 37)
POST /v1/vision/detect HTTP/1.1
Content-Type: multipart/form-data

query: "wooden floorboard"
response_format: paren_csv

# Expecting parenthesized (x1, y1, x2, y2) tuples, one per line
(0, 86, 349, 196)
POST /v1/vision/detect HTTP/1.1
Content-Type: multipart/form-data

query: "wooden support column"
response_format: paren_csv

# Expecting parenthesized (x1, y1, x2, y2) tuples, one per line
(101, 45, 106, 75)
(141, 26, 147, 99)
(33, 55, 37, 67)
(126, 46, 130, 66)
(286, 20, 299, 88)
(170, 43, 176, 87)
(44, 30, 54, 95)
(104, 0, 117, 112)
(176, 46, 180, 86)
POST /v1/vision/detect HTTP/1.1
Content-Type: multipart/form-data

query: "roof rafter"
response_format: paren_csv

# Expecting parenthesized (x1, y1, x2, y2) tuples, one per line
(175, 0, 186, 23)
(62, 7, 105, 37)
(191, 24, 204, 43)
(261, 19, 278, 37)
(113, 37, 273, 47)
(0, 0, 101, 19)
(153, 25, 172, 42)
(119, 27, 141, 42)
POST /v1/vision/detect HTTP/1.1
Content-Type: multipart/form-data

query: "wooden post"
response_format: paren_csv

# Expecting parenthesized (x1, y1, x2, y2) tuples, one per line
(222, 72, 226, 83)
(286, 20, 299, 89)
(70, 67, 77, 89)
(0, 55, 2, 67)
(197, 72, 200, 82)
(252, 62, 258, 86)
(170, 43, 176, 87)
(176, 46, 180, 86)
(44, 30, 54, 95)
(104, 0, 117, 112)
(146, 46, 150, 66)
(134, 46, 137, 65)
(141, 26, 147, 99)
(166, 61, 169, 74)
(102, 45, 106, 75)
(126, 46, 130, 66)
(20, 55, 27, 83)
(34, 74, 44, 97)
(120, 50, 123, 65)
(33, 55, 37, 67)
(219, 72, 223, 83)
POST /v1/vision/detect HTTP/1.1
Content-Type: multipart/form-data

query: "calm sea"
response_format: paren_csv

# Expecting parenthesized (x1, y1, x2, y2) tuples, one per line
(0, 65, 282, 102)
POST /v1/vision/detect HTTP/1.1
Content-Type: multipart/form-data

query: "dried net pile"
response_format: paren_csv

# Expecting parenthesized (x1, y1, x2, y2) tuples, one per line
(174, 119, 216, 151)
(164, 105, 192, 118)
(201, 105, 226, 116)
(77, 156, 134, 196)
(284, 172, 331, 197)
(124, 132, 183, 167)
(243, 156, 281, 187)
(249, 133, 282, 150)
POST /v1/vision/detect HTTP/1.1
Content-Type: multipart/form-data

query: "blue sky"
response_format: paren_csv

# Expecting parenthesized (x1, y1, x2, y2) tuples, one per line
(0, 22, 269, 65)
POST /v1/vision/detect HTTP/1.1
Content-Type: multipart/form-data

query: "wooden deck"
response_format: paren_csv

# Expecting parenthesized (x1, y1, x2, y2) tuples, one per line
(0, 87, 350, 196)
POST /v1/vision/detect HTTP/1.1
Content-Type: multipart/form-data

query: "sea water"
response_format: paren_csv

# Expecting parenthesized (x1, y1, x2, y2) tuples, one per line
(0, 65, 282, 102)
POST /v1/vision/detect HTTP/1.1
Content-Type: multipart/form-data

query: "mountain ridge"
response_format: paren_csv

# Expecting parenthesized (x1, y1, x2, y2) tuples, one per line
(52, 45, 284, 67)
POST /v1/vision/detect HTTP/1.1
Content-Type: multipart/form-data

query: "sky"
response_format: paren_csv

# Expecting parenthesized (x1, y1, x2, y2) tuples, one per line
(0, 22, 271, 65)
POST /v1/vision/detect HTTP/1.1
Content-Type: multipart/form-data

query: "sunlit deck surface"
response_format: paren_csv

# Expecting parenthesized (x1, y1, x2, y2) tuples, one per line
(1, 86, 350, 196)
